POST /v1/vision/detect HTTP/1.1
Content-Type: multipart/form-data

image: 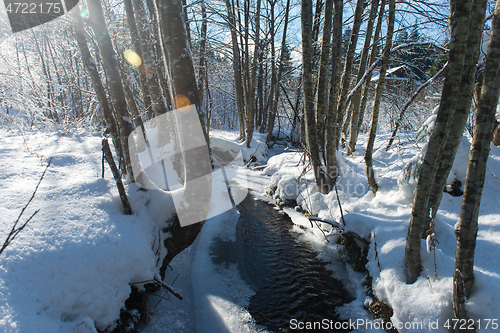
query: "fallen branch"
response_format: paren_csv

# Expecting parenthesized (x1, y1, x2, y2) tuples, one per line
(307, 216, 370, 246)
(153, 277, 183, 300)
(0, 157, 52, 256)
(102, 138, 132, 215)
(308, 216, 343, 230)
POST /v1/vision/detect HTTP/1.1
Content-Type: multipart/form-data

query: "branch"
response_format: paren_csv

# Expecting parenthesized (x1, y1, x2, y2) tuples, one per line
(385, 62, 448, 151)
(0, 157, 52, 256)
(154, 277, 183, 300)
(345, 42, 448, 108)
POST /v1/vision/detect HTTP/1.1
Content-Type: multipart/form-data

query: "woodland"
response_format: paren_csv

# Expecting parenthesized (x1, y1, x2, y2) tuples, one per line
(1, 0, 500, 331)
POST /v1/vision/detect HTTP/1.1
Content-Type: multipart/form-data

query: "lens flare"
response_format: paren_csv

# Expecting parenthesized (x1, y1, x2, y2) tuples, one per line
(124, 49, 142, 67)
(174, 94, 191, 110)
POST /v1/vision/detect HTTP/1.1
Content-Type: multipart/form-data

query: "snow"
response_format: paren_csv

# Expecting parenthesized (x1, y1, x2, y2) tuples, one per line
(0, 131, 160, 332)
(264, 131, 500, 332)
(1, 125, 499, 333)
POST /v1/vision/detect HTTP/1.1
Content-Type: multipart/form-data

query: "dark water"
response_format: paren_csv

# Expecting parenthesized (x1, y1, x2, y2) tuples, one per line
(211, 195, 353, 332)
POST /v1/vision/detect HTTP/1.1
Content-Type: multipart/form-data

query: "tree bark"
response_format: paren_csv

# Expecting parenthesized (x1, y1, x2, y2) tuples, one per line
(102, 139, 133, 215)
(87, 0, 135, 179)
(334, 0, 365, 149)
(123, 0, 152, 118)
(454, 0, 500, 315)
(133, 0, 169, 118)
(325, 0, 342, 181)
(405, 0, 474, 284)
(266, 0, 291, 145)
(425, 0, 488, 236)
(365, 0, 395, 195)
(315, 0, 333, 151)
(157, 0, 212, 278)
(226, 0, 246, 140)
(72, 9, 121, 160)
(346, 0, 379, 155)
(245, 0, 261, 148)
(493, 122, 500, 146)
(302, 0, 326, 193)
(357, 0, 386, 136)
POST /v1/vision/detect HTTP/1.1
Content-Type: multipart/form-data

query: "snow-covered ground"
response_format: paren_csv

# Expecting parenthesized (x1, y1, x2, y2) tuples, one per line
(0, 130, 159, 332)
(1, 125, 499, 333)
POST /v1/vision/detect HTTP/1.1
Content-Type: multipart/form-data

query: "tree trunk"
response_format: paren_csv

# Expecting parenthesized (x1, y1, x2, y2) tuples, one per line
(405, 0, 475, 284)
(454, 0, 500, 320)
(302, 0, 326, 193)
(156, 0, 212, 278)
(266, 0, 291, 145)
(87, 0, 135, 179)
(198, 0, 208, 107)
(72, 9, 121, 160)
(245, 0, 261, 148)
(265, 0, 277, 145)
(123, 0, 152, 118)
(425, 0, 488, 235)
(347, 0, 380, 155)
(365, 0, 395, 195)
(226, 0, 246, 140)
(325, 0, 342, 180)
(315, 0, 333, 151)
(334, 0, 365, 149)
(493, 122, 500, 146)
(133, 0, 169, 118)
(357, 0, 386, 136)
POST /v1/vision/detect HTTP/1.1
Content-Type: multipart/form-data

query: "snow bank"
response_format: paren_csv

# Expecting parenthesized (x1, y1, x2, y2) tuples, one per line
(210, 131, 267, 162)
(261, 132, 500, 332)
(0, 131, 174, 332)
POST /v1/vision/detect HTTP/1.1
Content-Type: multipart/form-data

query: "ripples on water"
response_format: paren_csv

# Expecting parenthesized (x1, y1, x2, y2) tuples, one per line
(212, 195, 353, 332)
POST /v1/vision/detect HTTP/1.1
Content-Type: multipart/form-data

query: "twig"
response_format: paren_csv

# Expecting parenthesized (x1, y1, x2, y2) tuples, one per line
(426, 269, 434, 293)
(386, 62, 447, 151)
(154, 277, 183, 300)
(0, 157, 52, 256)
(373, 226, 381, 272)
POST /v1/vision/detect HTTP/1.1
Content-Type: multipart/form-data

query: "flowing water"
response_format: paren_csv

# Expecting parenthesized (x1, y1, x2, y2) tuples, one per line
(211, 194, 353, 332)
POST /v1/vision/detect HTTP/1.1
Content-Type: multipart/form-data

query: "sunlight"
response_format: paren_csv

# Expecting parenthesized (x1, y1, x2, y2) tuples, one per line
(123, 49, 142, 67)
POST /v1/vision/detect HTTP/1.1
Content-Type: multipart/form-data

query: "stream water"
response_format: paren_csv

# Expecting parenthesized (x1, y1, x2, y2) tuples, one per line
(211, 194, 353, 332)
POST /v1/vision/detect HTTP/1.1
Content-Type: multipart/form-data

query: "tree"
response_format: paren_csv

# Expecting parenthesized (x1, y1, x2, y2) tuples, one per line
(225, 0, 246, 140)
(301, 0, 326, 193)
(244, 0, 261, 148)
(405, 0, 488, 284)
(334, 0, 365, 149)
(156, 0, 212, 279)
(346, 0, 380, 155)
(365, 0, 396, 195)
(453, 0, 500, 323)
(325, 0, 343, 182)
(87, 0, 135, 179)
(72, 8, 121, 162)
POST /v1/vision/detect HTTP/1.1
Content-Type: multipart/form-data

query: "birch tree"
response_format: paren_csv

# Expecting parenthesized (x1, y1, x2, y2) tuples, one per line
(365, 0, 395, 195)
(405, 0, 488, 284)
(87, 0, 135, 179)
(453, 0, 500, 323)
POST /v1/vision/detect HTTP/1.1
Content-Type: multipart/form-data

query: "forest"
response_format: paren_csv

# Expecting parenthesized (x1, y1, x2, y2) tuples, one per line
(1, 0, 500, 332)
